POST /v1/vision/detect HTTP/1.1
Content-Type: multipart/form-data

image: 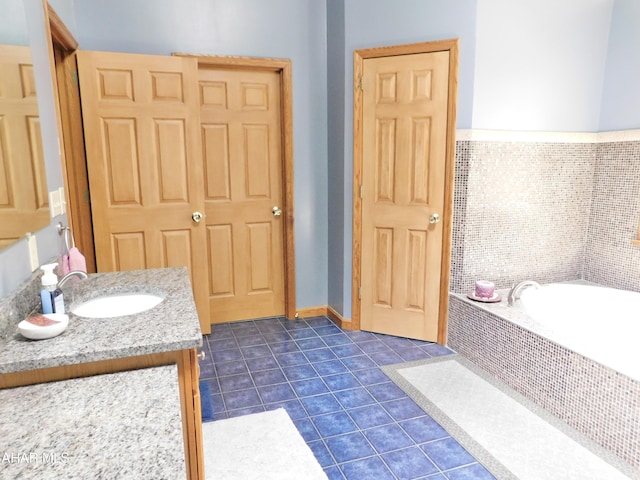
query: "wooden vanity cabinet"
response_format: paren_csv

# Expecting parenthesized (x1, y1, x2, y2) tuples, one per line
(179, 348, 205, 480)
(0, 348, 204, 480)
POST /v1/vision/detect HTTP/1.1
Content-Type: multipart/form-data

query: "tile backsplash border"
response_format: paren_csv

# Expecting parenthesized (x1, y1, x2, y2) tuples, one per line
(456, 129, 640, 143)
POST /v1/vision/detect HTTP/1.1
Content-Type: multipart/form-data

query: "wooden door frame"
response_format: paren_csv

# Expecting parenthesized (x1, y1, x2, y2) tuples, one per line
(175, 54, 297, 321)
(45, 3, 98, 273)
(351, 39, 458, 344)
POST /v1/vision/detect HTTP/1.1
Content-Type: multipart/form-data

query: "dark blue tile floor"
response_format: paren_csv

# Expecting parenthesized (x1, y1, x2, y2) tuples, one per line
(198, 316, 496, 480)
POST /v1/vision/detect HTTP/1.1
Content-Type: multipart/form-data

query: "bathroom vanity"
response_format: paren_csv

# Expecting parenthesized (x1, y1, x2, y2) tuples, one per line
(0, 267, 204, 479)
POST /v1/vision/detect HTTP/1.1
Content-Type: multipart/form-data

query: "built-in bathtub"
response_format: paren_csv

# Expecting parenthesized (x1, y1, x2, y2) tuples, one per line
(520, 283, 640, 381)
(447, 282, 640, 471)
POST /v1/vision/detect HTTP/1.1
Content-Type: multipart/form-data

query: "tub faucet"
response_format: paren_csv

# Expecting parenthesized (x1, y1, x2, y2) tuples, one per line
(507, 280, 541, 306)
(58, 270, 88, 288)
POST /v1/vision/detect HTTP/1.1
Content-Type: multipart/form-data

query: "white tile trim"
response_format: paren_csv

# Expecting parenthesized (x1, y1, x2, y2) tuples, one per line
(456, 129, 640, 143)
(597, 129, 640, 142)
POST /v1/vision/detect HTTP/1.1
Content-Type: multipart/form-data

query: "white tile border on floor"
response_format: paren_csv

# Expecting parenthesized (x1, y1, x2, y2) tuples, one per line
(382, 355, 639, 480)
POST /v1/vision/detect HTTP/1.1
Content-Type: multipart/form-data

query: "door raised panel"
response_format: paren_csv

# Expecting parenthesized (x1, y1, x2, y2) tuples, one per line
(27, 117, 47, 209)
(376, 119, 396, 204)
(411, 70, 433, 101)
(377, 73, 397, 103)
(243, 124, 271, 199)
(0, 118, 9, 206)
(208, 224, 234, 298)
(150, 72, 184, 102)
(200, 81, 228, 108)
(19, 64, 37, 97)
(247, 222, 272, 293)
(154, 119, 188, 203)
(241, 83, 268, 110)
(406, 229, 427, 311)
(373, 227, 393, 307)
(97, 69, 134, 101)
(102, 118, 141, 205)
(410, 117, 431, 205)
(201, 124, 231, 201)
(161, 229, 192, 268)
(112, 232, 146, 271)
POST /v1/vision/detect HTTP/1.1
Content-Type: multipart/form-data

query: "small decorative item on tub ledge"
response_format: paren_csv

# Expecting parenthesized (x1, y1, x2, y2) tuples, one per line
(467, 280, 501, 303)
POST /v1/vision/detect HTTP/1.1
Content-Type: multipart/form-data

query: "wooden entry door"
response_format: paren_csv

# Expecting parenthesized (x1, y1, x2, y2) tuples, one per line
(198, 66, 286, 323)
(354, 41, 458, 343)
(77, 51, 211, 334)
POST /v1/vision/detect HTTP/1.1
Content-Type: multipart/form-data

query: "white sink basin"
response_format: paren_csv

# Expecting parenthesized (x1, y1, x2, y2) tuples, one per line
(71, 293, 164, 318)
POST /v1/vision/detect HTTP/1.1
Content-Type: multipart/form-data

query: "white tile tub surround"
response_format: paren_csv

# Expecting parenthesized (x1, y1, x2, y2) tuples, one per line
(450, 129, 640, 295)
(450, 134, 596, 294)
(584, 139, 640, 292)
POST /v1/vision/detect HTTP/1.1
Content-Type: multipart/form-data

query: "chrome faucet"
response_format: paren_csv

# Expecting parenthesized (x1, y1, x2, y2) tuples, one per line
(58, 270, 88, 288)
(507, 280, 541, 306)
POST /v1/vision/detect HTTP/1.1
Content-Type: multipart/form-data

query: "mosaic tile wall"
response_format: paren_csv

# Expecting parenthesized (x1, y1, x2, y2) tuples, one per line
(584, 140, 640, 292)
(447, 296, 640, 470)
(450, 140, 596, 294)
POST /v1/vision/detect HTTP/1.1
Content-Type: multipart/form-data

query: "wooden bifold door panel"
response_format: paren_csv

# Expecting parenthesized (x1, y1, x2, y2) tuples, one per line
(76, 50, 210, 333)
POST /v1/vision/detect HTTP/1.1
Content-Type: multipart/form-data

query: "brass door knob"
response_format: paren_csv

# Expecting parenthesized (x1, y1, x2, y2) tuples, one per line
(272, 206, 282, 217)
(192, 211, 205, 223)
(429, 213, 441, 224)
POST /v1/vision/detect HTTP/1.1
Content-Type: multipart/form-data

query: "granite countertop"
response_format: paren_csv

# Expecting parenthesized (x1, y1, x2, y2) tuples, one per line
(0, 364, 185, 479)
(0, 267, 202, 374)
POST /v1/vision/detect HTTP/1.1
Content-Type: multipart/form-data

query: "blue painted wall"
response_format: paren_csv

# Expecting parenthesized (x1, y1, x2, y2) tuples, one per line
(472, 0, 613, 132)
(326, 0, 346, 314)
(2, 0, 638, 316)
(599, 0, 640, 131)
(0, 0, 30, 45)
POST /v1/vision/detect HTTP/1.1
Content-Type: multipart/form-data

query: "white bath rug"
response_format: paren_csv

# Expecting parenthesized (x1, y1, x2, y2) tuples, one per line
(202, 408, 328, 480)
(383, 355, 638, 480)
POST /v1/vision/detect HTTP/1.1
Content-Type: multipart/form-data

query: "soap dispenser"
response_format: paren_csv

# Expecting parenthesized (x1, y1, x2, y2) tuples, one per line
(40, 263, 65, 314)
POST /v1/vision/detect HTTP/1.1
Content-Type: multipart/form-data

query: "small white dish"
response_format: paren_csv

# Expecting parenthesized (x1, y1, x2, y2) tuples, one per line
(466, 291, 502, 303)
(18, 313, 69, 340)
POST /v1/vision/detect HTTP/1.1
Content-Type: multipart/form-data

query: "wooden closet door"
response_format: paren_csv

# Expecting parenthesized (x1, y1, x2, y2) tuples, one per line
(77, 50, 210, 334)
(198, 66, 285, 323)
(360, 51, 451, 341)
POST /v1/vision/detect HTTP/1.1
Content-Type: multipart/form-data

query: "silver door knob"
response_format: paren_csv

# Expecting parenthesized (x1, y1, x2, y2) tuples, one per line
(192, 211, 205, 223)
(272, 206, 282, 217)
(429, 213, 441, 224)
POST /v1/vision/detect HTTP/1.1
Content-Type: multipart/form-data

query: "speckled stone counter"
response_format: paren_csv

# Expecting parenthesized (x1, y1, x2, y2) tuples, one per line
(0, 267, 202, 374)
(0, 365, 185, 479)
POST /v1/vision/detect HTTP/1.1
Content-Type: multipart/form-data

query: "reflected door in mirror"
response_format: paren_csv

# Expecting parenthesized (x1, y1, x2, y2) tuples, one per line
(0, 45, 49, 248)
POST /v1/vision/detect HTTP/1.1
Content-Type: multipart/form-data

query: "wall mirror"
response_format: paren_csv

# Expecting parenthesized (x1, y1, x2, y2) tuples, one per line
(0, 0, 50, 250)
